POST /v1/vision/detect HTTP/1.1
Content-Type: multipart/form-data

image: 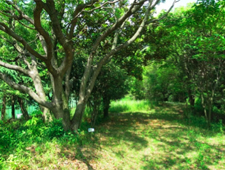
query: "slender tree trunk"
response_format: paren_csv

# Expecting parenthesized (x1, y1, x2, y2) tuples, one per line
(18, 97, 29, 120)
(208, 103, 212, 127)
(91, 104, 98, 127)
(207, 91, 215, 127)
(1, 95, 6, 120)
(103, 96, 110, 118)
(188, 92, 195, 106)
(188, 88, 195, 113)
(11, 96, 15, 119)
(200, 93, 208, 121)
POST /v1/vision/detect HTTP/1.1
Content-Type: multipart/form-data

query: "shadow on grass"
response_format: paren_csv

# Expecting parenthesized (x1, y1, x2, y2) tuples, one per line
(96, 112, 151, 149)
(1, 103, 224, 169)
(94, 103, 225, 169)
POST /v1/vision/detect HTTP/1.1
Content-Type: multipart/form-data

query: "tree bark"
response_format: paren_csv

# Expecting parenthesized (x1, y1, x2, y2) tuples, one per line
(1, 95, 6, 120)
(18, 97, 29, 120)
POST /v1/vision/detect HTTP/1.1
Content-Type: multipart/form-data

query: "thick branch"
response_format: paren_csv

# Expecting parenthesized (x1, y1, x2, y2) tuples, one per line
(0, 61, 29, 75)
(76, 0, 147, 104)
(33, 1, 54, 61)
(0, 73, 52, 108)
(65, 65, 72, 101)
(42, 0, 73, 75)
(43, 0, 68, 49)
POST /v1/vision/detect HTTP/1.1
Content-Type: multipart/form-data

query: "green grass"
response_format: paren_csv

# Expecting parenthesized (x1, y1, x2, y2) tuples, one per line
(0, 99, 225, 169)
(109, 96, 150, 113)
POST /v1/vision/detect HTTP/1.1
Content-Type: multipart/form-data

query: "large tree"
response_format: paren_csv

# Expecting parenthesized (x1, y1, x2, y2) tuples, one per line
(0, 0, 176, 131)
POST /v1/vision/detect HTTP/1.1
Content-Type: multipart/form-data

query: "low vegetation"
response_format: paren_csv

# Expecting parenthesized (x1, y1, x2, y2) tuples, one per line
(0, 99, 224, 170)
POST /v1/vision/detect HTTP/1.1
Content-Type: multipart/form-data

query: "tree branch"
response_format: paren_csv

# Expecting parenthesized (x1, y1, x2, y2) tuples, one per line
(91, 0, 147, 52)
(5, 0, 34, 25)
(68, 0, 99, 39)
(0, 61, 29, 75)
(0, 22, 47, 61)
(42, 0, 74, 76)
(149, 0, 178, 23)
(0, 72, 53, 108)
(33, 1, 54, 61)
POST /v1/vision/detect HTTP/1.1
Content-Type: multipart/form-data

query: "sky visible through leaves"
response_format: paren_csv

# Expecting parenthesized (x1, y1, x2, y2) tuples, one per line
(155, 0, 197, 15)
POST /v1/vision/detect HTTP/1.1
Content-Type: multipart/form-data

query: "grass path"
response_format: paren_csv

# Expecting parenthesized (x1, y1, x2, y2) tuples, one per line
(1, 102, 225, 169)
(71, 103, 225, 170)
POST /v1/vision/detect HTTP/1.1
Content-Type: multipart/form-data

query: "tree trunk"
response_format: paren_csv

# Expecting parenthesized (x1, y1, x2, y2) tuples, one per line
(40, 106, 52, 122)
(51, 76, 71, 131)
(1, 95, 6, 120)
(188, 89, 195, 106)
(207, 91, 215, 127)
(71, 99, 87, 131)
(208, 103, 212, 127)
(18, 97, 29, 120)
(52, 107, 71, 131)
(11, 96, 15, 119)
(187, 88, 195, 114)
(91, 104, 98, 127)
(200, 93, 208, 122)
(103, 96, 110, 118)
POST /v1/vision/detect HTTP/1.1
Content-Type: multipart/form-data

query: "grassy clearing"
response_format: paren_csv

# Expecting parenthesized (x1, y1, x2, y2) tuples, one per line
(0, 99, 225, 169)
(109, 97, 150, 113)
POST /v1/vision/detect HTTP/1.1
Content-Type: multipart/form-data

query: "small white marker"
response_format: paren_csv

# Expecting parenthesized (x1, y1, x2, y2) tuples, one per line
(88, 128, 95, 132)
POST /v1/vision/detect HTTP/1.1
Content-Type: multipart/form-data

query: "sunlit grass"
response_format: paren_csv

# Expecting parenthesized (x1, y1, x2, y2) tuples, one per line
(109, 97, 150, 113)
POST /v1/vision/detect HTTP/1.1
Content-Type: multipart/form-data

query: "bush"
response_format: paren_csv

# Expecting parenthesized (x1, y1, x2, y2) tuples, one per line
(46, 119, 64, 139)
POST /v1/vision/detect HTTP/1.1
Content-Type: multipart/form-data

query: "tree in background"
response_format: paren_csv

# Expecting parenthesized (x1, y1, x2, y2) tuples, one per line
(142, 0, 225, 124)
